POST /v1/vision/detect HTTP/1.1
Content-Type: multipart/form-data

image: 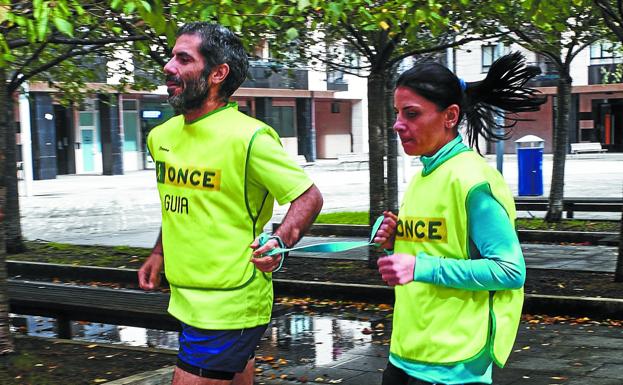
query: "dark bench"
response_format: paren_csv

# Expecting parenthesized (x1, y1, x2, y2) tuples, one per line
(8, 276, 289, 339)
(294, 155, 314, 168)
(9, 279, 176, 338)
(337, 153, 368, 171)
(514, 197, 622, 218)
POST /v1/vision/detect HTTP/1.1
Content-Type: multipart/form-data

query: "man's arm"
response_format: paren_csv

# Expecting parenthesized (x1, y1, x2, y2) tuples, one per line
(138, 228, 164, 290)
(251, 184, 323, 271)
(274, 184, 323, 248)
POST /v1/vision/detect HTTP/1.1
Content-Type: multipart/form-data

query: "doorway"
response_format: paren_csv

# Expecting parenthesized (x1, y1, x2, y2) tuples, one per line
(594, 99, 623, 152)
(53, 105, 75, 174)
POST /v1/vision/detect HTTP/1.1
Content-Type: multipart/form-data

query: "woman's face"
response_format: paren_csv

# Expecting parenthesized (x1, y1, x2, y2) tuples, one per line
(393, 86, 459, 156)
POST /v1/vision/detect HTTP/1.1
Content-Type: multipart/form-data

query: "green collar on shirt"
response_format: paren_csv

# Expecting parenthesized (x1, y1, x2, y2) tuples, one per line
(186, 102, 238, 125)
(420, 135, 471, 176)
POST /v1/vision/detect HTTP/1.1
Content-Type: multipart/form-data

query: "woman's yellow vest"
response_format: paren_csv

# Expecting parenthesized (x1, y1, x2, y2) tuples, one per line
(392, 150, 523, 368)
(147, 103, 278, 328)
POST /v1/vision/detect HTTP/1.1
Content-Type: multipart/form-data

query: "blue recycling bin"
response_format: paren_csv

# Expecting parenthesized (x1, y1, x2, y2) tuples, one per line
(515, 135, 544, 196)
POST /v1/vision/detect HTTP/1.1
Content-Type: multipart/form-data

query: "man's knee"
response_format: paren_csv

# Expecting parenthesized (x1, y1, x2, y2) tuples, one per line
(172, 365, 232, 385)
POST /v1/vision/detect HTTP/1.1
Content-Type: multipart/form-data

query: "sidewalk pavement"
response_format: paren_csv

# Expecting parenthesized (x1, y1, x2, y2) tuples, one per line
(114, 316, 623, 385)
(252, 320, 623, 385)
(17, 154, 622, 273)
(292, 237, 619, 273)
(15, 153, 623, 385)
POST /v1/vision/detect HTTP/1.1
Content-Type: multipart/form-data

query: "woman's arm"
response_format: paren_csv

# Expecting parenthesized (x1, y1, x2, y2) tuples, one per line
(414, 183, 525, 291)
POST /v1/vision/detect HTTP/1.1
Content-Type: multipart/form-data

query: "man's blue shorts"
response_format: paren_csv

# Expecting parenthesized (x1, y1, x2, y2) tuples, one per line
(177, 323, 269, 380)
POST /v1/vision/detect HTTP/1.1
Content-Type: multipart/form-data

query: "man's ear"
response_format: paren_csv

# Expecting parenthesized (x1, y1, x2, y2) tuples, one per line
(210, 63, 230, 86)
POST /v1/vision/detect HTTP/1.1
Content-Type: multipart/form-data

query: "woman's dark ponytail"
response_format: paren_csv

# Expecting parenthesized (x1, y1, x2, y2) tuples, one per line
(462, 52, 545, 148)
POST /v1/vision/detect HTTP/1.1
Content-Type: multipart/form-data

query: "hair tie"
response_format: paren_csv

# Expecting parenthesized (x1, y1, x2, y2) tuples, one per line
(458, 78, 467, 92)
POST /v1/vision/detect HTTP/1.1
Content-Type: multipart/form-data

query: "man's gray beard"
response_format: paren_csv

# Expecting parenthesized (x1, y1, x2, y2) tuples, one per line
(168, 75, 211, 113)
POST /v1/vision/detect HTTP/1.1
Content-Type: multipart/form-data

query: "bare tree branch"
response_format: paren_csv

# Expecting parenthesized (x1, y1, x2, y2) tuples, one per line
(340, 22, 376, 61)
(388, 32, 508, 67)
(311, 55, 371, 77)
(8, 45, 105, 93)
(8, 34, 148, 49)
(594, 0, 623, 41)
(511, 28, 564, 68)
(337, 27, 375, 60)
(115, 16, 169, 67)
(10, 41, 49, 85)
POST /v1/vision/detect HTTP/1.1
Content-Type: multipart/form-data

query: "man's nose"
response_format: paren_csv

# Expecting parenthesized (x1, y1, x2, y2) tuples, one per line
(163, 58, 175, 75)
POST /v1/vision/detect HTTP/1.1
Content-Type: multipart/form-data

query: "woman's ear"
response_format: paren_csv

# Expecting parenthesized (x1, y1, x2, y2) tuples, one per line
(444, 104, 460, 129)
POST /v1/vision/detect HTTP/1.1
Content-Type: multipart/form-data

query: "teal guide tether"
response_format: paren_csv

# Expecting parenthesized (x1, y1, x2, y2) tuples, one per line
(258, 216, 385, 272)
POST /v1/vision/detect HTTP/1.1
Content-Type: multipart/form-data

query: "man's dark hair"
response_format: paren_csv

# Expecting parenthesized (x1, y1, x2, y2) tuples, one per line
(177, 22, 248, 101)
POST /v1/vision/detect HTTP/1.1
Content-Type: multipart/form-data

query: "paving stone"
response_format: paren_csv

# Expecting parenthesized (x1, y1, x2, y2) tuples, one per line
(327, 354, 387, 372)
(562, 377, 623, 385)
(587, 363, 623, 379)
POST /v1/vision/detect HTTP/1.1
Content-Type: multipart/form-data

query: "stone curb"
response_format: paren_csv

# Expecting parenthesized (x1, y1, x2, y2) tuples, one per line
(9, 260, 623, 318)
(276, 223, 619, 246)
(273, 279, 623, 319)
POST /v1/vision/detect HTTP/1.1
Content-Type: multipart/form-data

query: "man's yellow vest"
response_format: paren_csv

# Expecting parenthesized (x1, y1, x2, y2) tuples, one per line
(147, 103, 278, 327)
(392, 150, 523, 368)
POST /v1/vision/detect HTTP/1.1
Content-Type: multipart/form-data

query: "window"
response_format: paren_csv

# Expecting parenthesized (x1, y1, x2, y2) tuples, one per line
(79, 99, 97, 127)
(331, 102, 340, 113)
(327, 70, 344, 84)
(122, 99, 139, 151)
(271, 106, 296, 138)
(481, 45, 497, 72)
(535, 53, 557, 75)
(590, 41, 621, 59)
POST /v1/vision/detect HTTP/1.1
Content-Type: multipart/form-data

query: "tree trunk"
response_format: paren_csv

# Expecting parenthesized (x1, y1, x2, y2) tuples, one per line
(385, 67, 399, 213)
(4, 94, 24, 253)
(367, 72, 387, 268)
(545, 74, 571, 222)
(615, 184, 623, 282)
(0, 69, 16, 354)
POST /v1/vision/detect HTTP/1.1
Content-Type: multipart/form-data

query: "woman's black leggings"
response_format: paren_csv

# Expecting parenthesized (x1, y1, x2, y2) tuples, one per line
(382, 362, 487, 385)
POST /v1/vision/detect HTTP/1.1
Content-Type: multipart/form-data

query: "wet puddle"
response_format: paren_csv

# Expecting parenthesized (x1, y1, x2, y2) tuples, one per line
(11, 314, 180, 349)
(11, 303, 391, 369)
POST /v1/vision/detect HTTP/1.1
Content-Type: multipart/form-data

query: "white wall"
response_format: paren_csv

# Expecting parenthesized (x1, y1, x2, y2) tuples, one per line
(569, 46, 590, 86)
(351, 99, 368, 153)
(334, 73, 366, 100)
(308, 69, 329, 91)
(317, 134, 351, 158)
(123, 152, 142, 172)
(335, 74, 368, 154)
(454, 37, 610, 88)
(281, 137, 299, 157)
(454, 40, 532, 82)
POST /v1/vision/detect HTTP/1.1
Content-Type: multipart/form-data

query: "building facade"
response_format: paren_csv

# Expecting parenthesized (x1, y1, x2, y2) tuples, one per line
(453, 40, 623, 154)
(16, 59, 368, 179)
(18, 37, 620, 182)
